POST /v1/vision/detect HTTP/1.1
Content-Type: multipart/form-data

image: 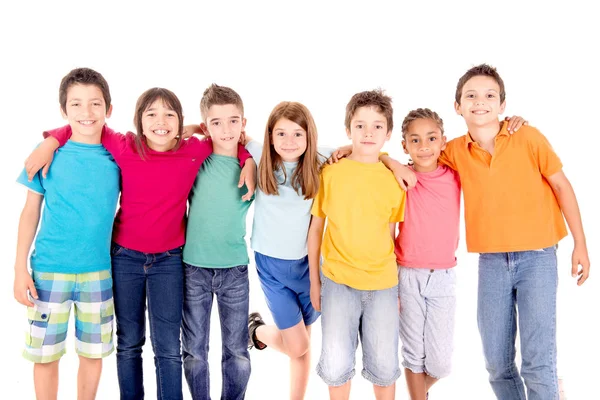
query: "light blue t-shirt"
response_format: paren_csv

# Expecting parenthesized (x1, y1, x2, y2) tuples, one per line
(247, 140, 333, 260)
(17, 140, 120, 274)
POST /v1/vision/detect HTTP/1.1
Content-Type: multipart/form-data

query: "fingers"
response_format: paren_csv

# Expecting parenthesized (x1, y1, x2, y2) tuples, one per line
(238, 172, 245, 188)
(397, 179, 407, 191)
(241, 187, 254, 202)
(571, 261, 579, 279)
(42, 163, 50, 179)
(577, 265, 590, 286)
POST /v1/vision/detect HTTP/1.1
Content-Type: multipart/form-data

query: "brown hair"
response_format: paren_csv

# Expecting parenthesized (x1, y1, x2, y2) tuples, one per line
(345, 88, 393, 132)
(455, 64, 506, 105)
(401, 108, 444, 139)
(133, 87, 184, 158)
(200, 84, 244, 121)
(59, 68, 111, 113)
(258, 102, 322, 200)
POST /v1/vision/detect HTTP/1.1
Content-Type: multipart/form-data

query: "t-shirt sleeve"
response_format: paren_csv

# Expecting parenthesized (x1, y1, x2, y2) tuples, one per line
(237, 143, 252, 167)
(16, 167, 44, 195)
(528, 128, 563, 178)
(438, 139, 458, 170)
(390, 189, 406, 223)
(189, 137, 214, 165)
(311, 171, 327, 218)
(246, 140, 263, 162)
(100, 126, 128, 159)
(43, 125, 72, 147)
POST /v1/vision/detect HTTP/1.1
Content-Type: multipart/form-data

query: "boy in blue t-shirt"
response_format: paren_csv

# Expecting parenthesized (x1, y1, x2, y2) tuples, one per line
(13, 68, 120, 400)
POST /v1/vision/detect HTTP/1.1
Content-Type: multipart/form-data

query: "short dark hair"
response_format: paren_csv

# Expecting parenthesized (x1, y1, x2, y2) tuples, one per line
(345, 89, 393, 132)
(59, 68, 111, 113)
(455, 64, 505, 105)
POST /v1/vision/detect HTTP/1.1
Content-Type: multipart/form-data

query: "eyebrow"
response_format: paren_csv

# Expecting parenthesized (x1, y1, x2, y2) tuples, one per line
(69, 97, 103, 102)
(354, 119, 386, 124)
(274, 127, 304, 131)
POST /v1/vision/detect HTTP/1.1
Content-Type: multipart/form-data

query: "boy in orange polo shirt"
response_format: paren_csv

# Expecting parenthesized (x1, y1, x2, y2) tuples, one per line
(439, 64, 590, 400)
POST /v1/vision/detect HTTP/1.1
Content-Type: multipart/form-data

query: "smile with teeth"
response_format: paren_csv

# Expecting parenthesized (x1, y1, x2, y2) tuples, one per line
(472, 110, 488, 114)
(220, 137, 235, 141)
(153, 129, 170, 136)
(78, 120, 95, 125)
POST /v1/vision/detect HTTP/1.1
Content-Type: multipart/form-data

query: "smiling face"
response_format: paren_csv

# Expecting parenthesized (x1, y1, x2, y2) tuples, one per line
(141, 99, 180, 152)
(202, 104, 246, 155)
(61, 83, 112, 143)
(455, 75, 506, 128)
(346, 106, 391, 161)
(402, 118, 446, 172)
(271, 118, 308, 162)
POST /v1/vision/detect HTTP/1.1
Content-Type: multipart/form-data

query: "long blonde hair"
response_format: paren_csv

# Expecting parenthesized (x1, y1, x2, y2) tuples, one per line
(258, 102, 321, 200)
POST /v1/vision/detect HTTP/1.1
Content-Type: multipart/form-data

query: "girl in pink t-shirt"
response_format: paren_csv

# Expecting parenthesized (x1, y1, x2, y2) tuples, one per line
(393, 108, 460, 400)
(25, 87, 255, 400)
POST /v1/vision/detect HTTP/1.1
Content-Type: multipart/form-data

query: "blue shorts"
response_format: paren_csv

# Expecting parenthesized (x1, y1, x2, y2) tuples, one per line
(254, 252, 320, 330)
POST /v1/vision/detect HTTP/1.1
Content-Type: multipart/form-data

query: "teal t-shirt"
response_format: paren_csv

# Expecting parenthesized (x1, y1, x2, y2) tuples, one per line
(183, 154, 253, 268)
(16, 140, 120, 274)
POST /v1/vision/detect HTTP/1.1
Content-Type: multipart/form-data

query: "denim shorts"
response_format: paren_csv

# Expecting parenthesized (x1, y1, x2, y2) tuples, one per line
(254, 252, 320, 330)
(23, 270, 114, 363)
(398, 266, 456, 379)
(317, 274, 400, 387)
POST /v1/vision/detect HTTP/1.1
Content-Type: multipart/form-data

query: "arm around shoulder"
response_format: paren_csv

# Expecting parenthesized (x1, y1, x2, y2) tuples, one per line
(308, 215, 325, 312)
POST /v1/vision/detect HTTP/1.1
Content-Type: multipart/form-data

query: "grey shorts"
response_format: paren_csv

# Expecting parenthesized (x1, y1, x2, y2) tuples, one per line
(398, 266, 456, 379)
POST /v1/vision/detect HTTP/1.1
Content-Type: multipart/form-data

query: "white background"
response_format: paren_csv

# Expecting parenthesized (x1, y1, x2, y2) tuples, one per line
(1, 1, 598, 399)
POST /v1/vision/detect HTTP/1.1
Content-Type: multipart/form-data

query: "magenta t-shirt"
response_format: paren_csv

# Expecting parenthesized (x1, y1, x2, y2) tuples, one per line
(395, 165, 461, 269)
(45, 125, 252, 253)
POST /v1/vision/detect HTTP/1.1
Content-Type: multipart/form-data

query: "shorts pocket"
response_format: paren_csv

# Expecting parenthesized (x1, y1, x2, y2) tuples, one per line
(26, 307, 51, 348)
(100, 299, 114, 344)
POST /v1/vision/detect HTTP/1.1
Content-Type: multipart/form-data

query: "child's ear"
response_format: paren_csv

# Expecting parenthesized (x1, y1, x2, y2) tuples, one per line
(60, 105, 67, 120)
(242, 117, 247, 130)
(346, 128, 351, 140)
(499, 101, 506, 115)
(386, 129, 392, 140)
(200, 123, 210, 136)
(402, 140, 409, 154)
(106, 104, 113, 119)
(454, 101, 462, 116)
(441, 135, 447, 151)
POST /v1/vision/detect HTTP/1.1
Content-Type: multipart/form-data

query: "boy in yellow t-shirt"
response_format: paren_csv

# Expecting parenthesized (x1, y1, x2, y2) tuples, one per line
(308, 89, 406, 399)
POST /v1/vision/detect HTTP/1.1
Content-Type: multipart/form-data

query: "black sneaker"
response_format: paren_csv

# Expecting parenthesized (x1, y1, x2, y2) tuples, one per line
(248, 312, 267, 350)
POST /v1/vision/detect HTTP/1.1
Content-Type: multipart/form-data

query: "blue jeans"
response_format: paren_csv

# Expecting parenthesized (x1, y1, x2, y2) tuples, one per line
(477, 246, 558, 400)
(182, 263, 251, 400)
(111, 243, 184, 400)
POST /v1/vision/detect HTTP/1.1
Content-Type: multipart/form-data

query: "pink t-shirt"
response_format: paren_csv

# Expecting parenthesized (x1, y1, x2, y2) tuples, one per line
(395, 165, 461, 269)
(45, 125, 252, 253)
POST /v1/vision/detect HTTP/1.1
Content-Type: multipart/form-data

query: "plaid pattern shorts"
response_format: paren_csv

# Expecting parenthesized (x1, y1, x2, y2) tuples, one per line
(23, 270, 114, 363)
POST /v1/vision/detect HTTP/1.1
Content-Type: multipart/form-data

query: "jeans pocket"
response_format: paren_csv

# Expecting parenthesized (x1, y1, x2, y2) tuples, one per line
(100, 299, 114, 344)
(26, 306, 51, 348)
(166, 247, 183, 257)
(230, 265, 248, 279)
(111, 243, 125, 257)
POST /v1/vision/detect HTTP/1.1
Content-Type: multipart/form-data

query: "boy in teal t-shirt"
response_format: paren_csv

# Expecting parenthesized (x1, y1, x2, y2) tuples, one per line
(181, 84, 255, 400)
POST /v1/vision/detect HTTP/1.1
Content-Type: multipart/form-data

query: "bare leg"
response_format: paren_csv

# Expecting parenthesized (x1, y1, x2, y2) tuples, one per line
(329, 381, 351, 400)
(256, 322, 312, 400)
(34, 360, 59, 400)
(424, 374, 438, 392)
(77, 356, 102, 400)
(373, 383, 396, 400)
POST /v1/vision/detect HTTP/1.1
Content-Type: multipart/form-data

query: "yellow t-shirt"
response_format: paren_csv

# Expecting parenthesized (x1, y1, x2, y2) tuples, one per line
(311, 158, 406, 290)
(439, 123, 567, 253)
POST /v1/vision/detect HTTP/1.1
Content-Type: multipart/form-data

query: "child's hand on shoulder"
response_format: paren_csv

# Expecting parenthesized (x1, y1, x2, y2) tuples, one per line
(504, 116, 529, 134)
(25, 137, 59, 181)
(181, 124, 203, 140)
(14, 268, 37, 307)
(327, 145, 352, 164)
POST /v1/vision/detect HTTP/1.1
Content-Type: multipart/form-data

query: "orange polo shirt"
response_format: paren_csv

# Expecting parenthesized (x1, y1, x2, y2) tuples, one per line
(439, 122, 567, 253)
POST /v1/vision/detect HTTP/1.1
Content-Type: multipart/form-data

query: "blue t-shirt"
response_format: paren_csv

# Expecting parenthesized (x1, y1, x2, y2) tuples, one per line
(246, 140, 332, 260)
(17, 140, 120, 274)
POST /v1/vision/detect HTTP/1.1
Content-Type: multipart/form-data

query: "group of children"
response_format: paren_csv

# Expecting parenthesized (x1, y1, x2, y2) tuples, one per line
(13, 64, 590, 400)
